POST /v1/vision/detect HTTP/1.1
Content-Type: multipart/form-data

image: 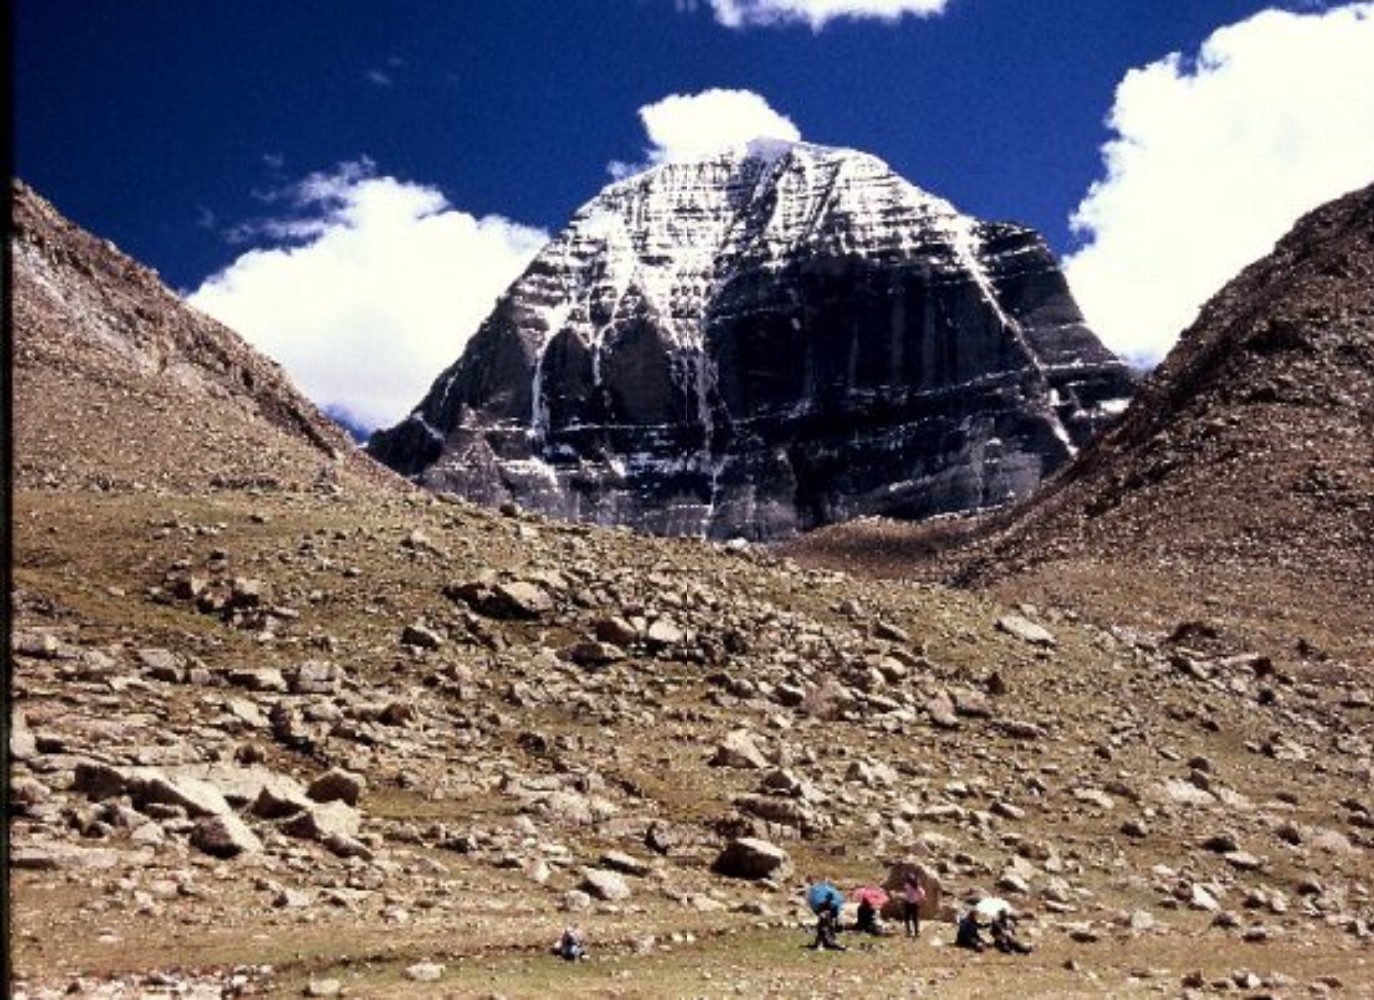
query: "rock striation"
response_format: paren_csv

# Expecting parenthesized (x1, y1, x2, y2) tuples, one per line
(370, 141, 1135, 539)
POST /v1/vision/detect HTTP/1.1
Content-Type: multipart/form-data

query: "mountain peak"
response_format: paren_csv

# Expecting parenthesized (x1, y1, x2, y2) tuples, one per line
(370, 148, 1135, 539)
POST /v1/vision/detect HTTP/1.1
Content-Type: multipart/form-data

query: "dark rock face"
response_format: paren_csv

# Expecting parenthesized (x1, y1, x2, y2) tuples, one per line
(370, 141, 1135, 539)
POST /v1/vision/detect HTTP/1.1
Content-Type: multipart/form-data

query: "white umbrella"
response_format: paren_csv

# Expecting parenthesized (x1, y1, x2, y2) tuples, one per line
(974, 897, 1013, 921)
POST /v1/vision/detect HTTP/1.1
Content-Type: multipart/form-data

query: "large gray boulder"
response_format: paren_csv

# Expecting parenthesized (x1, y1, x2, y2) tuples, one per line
(712, 836, 792, 881)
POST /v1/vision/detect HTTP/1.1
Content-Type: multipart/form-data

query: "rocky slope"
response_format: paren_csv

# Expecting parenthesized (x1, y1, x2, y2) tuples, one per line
(9, 180, 389, 496)
(9, 184, 1371, 999)
(369, 141, 1135, 540)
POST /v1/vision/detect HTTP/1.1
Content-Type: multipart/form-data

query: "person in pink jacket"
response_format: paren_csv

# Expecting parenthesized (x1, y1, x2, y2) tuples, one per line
(902, 872, 926, 938)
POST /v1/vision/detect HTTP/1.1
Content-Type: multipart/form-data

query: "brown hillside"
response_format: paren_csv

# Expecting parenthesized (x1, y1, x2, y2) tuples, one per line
(10, 180, 397, 496)
(787, 182, 1374, 665)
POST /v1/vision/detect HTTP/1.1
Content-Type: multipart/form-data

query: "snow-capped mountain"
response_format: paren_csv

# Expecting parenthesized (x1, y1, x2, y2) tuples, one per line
(369, 140, 1136, 539)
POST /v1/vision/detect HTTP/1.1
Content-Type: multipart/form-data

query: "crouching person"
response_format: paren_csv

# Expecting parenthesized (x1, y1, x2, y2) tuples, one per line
(810, 900, 846, 951)
(955, 908, 986, 952)
(555, 924, 587, 961)
(991, 912, 1033, 954)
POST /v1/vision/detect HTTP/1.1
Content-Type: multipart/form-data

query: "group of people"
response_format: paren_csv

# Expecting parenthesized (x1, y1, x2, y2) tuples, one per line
(808, 872, 1033, 956)
(955, 905, 1033, 954)
(808, 871, 925, 950)
(557, 876, 1032, 963)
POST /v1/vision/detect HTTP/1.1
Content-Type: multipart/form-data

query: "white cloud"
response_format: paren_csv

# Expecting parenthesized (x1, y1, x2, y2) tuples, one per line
(187, 160, 547, 433)
(691, 0, 951, 30)
(610, 88, 801, 176)
(1065, 2, 1374, 365)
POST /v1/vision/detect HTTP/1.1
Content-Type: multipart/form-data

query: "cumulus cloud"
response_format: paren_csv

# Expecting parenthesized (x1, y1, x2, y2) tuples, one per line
(685, 0, 951, 30)
(187, 160, 547, 433)
(1065, 2, 1374, 365)
(610, 88, 801, 177)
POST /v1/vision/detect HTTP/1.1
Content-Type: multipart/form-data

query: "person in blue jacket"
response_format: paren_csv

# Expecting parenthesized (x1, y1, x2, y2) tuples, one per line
(955, 908, 987, 951)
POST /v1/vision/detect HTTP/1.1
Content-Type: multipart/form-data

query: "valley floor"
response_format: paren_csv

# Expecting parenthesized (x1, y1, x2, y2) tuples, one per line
(9, 487, 1374, 999)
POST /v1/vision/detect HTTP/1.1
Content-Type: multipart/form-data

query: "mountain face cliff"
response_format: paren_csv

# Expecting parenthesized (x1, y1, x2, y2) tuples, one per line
(369, 141, 1135, 539)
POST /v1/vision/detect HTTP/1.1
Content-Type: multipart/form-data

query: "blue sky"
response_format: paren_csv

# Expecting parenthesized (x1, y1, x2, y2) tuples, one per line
(14, 1, 1374, 431)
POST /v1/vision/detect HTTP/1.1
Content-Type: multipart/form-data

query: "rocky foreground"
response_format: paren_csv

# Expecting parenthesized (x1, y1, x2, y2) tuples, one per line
(9, 483, 1374, 998)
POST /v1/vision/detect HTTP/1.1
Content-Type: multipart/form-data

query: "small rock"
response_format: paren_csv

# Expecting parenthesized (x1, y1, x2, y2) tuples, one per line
(564, 640, 625, 667)
(1121, 818, 1150, 838)
(997, 614, 1056, 648)
(1224, 850, 1263, 872)
(601, 850, 652, 877)
(560, 889, 593, 912)
(404, 962, 444, 983)
(645, 821, 675, 855)
(401, 623, 444, 650)
(274, 887, 314, 909)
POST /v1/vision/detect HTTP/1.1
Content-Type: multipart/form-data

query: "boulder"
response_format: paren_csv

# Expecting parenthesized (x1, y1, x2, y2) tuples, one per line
(227, 667, 288, 692)
(137, 773, 233, 818)
(580, 868, 632, 901)
(281, 800, 361, 841)
(646, 618, 686, 648)
(9, 711, 37, 761)
(601, 850, 652, 877)
(595, 617, 640, 647)
(11, 844, 124, 870)
(137, 647, 184, 682)
(493, 581, 553, 618)
(308, 768, 366, 807)
(710, 729, 769, 770)
(712, 837, 791, 881)
(735, 794, 811, 827)
(226, 576, 270, 609)
(251, 780, 315, 820)
(880, 862, 943, 921)
(404, 963, 444, 983)
(289, 659, 343, 694)
(191, 813, 263, 858)
(564, 640, 626, 667)
(401, 623, 444, 649)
